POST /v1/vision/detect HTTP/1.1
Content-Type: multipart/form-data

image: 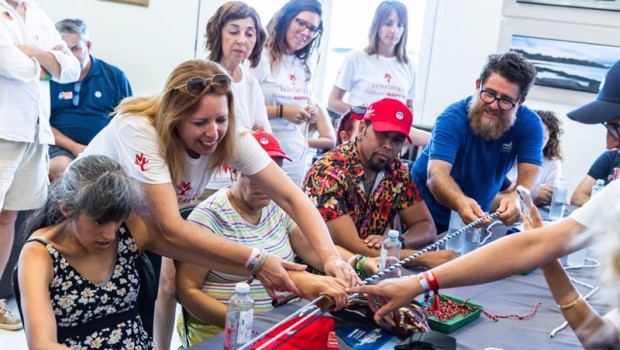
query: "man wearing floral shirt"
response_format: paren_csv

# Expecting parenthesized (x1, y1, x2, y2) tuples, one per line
(304, 98, 457, 268)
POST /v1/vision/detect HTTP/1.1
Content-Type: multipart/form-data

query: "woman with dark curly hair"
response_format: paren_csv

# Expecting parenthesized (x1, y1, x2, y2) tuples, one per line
(506, 109, 563, 206)
(250, 0, 335, 187)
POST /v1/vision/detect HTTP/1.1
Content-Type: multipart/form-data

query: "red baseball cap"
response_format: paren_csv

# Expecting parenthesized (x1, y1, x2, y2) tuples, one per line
(252, 131, 292, 162)
(363, 98, 413, 143)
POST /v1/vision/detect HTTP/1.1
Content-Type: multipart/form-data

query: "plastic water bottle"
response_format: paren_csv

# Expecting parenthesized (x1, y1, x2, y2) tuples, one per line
(379, 230, 401, 277)
(446, 210, 465, 254)
(590, 179, 605, 198)
(224, 282, 254, 350)
(549, 175, 568, 220)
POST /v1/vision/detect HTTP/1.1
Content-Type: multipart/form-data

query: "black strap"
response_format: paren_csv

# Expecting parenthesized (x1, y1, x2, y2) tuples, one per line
(26, 237, 49, 246)
(57, 307, 139, 341)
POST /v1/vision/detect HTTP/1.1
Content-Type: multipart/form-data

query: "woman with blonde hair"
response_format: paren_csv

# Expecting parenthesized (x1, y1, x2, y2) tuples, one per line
(250, 0, 335, 187)
(80, 59, 354, 349)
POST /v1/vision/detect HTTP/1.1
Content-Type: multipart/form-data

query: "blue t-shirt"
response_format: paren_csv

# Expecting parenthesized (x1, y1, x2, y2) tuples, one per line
(50, 56, 132, 145)
(411, 96, 543, 227)
(587, 149, 620, 184)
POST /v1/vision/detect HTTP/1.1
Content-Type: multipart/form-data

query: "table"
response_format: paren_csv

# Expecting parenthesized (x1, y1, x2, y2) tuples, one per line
(191, 217, 611, 349)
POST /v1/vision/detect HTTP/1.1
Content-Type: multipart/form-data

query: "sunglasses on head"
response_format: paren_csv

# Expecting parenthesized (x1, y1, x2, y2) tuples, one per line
(350, 105, 367, 119)
(174, 74, 231, 97)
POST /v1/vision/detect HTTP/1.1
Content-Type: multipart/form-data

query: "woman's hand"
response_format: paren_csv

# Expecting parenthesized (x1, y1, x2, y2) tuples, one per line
(523, 204, 544, 230)
(292, 272, 349, 310)
(324, 255, 359, 287)
(534, 184, 553, 207)
(347, 276, 420, 323)
(407, 250, 458, 268)
(283, 105, 312, 125)
(256, 255, 306, 299)
(362, 256, 401, 277)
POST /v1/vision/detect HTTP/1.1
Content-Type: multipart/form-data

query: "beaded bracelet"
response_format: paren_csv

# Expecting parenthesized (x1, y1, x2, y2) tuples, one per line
(347, 254, 360, 267)
(354, 255, 369, 279)
(558, 295, 582, 310)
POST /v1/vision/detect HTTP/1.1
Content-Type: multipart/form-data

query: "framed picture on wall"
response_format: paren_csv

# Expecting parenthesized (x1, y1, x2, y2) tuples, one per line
(516, 0, 620, 12)
(510, 35, 619, 93)
(498, 18, 620, 105)
(502, 0, 619, 26)
(98, 0, 149, 7)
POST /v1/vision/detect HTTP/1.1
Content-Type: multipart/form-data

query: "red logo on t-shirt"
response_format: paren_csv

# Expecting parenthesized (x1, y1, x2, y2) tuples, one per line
(384, 73, 392, 83)
(135, 153, 149, 172)
(609, 167, 620, 182)
(176, 181, 193, 196)
(290, 74, 297, 85)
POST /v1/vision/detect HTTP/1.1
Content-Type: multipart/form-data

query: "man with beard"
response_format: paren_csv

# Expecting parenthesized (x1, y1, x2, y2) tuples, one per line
(48, 18, 132, 180)
(411, 52, 542, 233)
(304, 98, 457, 269)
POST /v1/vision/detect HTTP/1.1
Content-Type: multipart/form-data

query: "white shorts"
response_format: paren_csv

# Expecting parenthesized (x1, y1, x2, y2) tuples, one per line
(0, 139, 49, 211)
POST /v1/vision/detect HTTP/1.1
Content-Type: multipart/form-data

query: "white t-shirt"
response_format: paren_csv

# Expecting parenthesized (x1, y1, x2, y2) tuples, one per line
(334, 49, 416, 107)
(231, 64, 271, 133)
(570, 179, 620, 233)
(250, 51, 315, 186)
(507, 157, 561, 199)
(207, 64, 272, 191)
(80, 113, 271, 212)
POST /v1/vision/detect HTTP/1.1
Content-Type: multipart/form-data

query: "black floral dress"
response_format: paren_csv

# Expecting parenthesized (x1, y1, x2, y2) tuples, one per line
(45, 224, 153, 349)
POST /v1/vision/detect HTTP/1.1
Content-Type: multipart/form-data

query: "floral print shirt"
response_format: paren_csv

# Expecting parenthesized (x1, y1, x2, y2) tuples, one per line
(43, 224, 153, 349)
(303, 140, 420, 239)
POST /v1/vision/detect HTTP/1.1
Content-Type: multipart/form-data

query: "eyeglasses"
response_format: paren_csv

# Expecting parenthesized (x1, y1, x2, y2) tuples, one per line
(603, 121, 620, 140)
(174, 74, 231, 97)
(479, 88, 518, 111)
(293, 17, 320, 38)
(72, 82, 81, 107)
(350, 105, 367, 119)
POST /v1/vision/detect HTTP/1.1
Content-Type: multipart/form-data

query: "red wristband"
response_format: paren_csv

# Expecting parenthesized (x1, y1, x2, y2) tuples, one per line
(424, 270, 439, 292)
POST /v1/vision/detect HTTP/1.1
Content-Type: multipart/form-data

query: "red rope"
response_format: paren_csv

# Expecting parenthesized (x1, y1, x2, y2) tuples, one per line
(424, 294, 541, 322)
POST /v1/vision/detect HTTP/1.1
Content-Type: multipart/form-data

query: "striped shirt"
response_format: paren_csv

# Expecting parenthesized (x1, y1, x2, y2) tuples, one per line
(186, 188, 297, 314)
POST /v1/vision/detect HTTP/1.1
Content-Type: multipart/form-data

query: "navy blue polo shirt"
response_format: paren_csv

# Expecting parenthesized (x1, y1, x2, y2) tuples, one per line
(411, 96, 543, 227)
(50, 55, 132, 145)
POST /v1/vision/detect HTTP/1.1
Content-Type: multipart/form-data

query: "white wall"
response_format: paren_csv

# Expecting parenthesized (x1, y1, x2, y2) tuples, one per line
(38, 0, 608, 194)
(39, 0, 200, 96)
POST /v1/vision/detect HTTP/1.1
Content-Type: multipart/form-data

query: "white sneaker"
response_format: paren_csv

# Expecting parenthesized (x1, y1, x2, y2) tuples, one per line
(0, 299, 22, 331)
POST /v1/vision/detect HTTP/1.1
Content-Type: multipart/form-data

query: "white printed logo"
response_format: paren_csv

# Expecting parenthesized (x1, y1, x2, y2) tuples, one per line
(396, 112, 404, 120)
(259, 137, 269, 145)
(501, 142, 512, 152)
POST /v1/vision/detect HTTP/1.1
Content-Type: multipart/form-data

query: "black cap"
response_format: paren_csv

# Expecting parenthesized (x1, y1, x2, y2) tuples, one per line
(567, 60, 620, 124)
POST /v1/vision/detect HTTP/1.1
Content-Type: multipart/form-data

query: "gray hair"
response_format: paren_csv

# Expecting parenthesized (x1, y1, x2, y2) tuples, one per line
(55, 18, 89, 41)
(22, 155, 142, 238)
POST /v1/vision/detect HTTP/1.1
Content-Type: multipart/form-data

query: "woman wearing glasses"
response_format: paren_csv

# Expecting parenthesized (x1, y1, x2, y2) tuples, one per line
(79, 59, 355, 349)
(250, 0, 335, 187)
(327, 0, 430, 147)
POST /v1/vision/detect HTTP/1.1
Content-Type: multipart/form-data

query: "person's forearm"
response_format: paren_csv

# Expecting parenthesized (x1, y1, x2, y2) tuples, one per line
(570, 192, 590, 207)
(328, 100, 350, 115)
(308, 137, 335, 150)
(176, 288, 227, 328)
(540, 260, 618, 348)
(403, 222, 436, 249)
(427, 170, 467, 211)
(51, 127, 84, 156)
(431, 220, 583, 289)
(150, 218, 253, 276)
(29, 48, 61, 78)
(516, 164, 541, 190)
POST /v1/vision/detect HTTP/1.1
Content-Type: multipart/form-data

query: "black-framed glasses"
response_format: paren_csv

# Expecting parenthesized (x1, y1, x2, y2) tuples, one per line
(350, 105, 367, 119)
(72, 82, 81, 107)
(294, 17, 321, 38)
(603, 121, 620, 140)
(174, 74, 231, 97)
(479, 88, 518, 111)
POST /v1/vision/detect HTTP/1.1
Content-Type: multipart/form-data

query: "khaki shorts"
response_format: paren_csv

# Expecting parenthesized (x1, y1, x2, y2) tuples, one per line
(0, 139, 48, 211)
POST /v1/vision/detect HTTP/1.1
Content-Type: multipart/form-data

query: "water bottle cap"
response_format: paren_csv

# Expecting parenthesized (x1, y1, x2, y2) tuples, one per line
(596, 179, 605, 185)
(235, 282, 250, 293)
(388, 230, 399, 238)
